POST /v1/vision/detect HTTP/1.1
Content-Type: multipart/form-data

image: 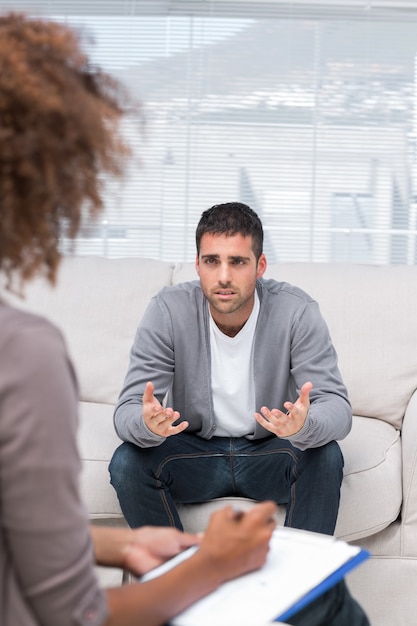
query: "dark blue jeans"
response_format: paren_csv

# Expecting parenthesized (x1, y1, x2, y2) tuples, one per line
(284, 580, 370, 626)
(159, 581, 368, 626)
(109, 432, 344, 535)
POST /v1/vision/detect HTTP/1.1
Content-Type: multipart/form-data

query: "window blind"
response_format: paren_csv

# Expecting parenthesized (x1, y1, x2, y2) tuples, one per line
(3, 0, 417, 264)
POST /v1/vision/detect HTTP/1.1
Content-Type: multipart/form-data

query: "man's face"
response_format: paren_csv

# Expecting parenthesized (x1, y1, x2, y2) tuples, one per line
(196, 232, 267, 327)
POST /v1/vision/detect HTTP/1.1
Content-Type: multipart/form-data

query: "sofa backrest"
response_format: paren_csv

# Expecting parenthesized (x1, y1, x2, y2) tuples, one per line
(173, 262, 417, 429)
(2, 256, 175, 405)
(3, 257, 417, 430)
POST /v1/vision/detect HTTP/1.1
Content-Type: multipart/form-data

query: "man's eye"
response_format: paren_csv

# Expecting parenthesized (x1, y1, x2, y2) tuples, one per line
(204, 258, 217, 264)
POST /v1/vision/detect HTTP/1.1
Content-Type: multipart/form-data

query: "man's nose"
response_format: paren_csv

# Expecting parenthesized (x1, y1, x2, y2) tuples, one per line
(217, 263, 232, 285)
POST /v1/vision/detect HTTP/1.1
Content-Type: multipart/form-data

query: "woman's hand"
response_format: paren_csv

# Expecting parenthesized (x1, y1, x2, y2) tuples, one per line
(90, 524, 201, 575)
(194, 501, 277, 583)
(122, 526, 202, 576)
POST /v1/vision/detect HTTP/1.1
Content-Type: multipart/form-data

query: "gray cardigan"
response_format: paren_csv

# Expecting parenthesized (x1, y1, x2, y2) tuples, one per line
(114, 278, 352, 451)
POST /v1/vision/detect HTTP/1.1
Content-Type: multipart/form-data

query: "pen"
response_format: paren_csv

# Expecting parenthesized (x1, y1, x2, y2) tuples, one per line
(232, 507, 244, 521)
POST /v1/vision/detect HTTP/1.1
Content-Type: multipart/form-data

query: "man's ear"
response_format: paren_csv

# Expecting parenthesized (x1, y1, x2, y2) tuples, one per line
(195, 253, 200, 276)
(256, 253, 267, 279)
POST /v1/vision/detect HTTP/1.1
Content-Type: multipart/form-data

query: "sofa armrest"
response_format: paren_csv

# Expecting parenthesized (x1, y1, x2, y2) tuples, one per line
(399, 388, 417, 553)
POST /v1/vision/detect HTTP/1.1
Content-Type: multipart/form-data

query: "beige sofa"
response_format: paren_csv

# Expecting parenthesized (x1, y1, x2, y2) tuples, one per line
(4, 256, 417, 626)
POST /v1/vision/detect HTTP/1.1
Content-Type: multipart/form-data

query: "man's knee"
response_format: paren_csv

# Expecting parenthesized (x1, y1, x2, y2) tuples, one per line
(297, 440, 344, 484)
(109, 442, 140, 486)
(311, 440, 344, 471)
(328, 441, 344, 479)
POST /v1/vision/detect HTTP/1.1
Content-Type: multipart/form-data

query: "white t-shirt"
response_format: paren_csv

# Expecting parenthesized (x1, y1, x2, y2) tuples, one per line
(209, 291, 260, 437)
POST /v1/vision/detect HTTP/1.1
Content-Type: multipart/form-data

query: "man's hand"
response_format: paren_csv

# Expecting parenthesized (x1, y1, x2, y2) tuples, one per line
(143, 381, 189, 437)
(254, 381, 313, 438)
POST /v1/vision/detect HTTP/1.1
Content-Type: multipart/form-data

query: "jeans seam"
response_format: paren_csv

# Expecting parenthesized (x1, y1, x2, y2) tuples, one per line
(159, 489, 177, 526)
(233, 447, 299, 460)
(286, 460, 300, 527)
(229, 438, 238, 493)
(155, 451, 226, 478)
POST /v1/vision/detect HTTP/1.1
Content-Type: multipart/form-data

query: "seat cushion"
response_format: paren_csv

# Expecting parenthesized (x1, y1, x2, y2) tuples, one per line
(77, 399, 401, 543)
(77, 401, 124, 519)
(336, 415, 401, 541)
(179, 416, 402, 542)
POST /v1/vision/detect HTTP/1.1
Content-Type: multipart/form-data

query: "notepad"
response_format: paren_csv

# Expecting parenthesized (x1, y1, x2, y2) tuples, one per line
(141, 526, 369, 626)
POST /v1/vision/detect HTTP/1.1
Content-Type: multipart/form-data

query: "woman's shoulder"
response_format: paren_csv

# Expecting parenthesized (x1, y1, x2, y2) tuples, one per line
(0, 301, 66, 357)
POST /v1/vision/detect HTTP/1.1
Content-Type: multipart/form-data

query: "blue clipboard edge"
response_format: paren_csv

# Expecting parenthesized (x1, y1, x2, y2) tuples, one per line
(275, 547, 370, 622)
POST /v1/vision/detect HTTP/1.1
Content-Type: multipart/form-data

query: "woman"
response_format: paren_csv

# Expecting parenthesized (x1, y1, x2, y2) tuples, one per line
(0, 12, 277, 626)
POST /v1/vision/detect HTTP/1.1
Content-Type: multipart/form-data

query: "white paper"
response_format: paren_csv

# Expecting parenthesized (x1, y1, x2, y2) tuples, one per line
(141, 527, 364, 626)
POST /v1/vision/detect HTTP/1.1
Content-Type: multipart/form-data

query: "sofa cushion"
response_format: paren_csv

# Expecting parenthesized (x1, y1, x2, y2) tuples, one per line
(173, 262, 417, 430)
(336, 415, 401, 541)
(178, 415, 401, 542)
(77, 401, 124, 519)
(3, 256, 175, 405)
(77, 399, 401, 542)
(265, 263, 417, 431)
(79, 396, 399, 541)
(178, 497, 285, 533)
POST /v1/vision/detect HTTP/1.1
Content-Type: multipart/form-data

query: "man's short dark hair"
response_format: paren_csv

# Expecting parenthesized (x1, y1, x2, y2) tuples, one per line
(196, 202, 264, 261)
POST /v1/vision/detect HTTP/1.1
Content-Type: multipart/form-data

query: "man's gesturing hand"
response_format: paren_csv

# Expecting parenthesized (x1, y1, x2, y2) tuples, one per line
(143, 381, 189, 437)
(254, 381, 313, 438)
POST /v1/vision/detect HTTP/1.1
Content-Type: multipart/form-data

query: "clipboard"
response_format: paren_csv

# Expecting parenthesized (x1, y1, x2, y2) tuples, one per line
(141, 526, 370, 626)
(275, 544, 370, 622)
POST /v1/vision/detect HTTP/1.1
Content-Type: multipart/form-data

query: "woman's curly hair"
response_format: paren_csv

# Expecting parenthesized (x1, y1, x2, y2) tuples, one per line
(0, 12, 133, 286)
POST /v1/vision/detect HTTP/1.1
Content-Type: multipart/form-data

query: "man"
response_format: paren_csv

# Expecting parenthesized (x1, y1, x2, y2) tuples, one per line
(109, 202, 352, 535)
